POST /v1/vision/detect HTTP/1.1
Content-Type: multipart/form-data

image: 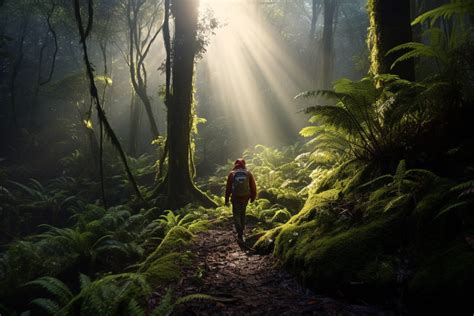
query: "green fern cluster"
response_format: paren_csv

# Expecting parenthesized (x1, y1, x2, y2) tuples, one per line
(0, 199, 214, 315)
(356, 160, 437, 214)
(388, 0, 473, 74)
(299, 75, 433, 164)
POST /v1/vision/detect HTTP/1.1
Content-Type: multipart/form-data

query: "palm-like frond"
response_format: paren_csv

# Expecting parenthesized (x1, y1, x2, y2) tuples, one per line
(387, 42, 443, 70)
(412, 1, 474, 27)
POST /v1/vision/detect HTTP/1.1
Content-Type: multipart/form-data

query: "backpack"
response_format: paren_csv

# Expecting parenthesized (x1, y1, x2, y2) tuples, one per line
(232, 169, 250, 197)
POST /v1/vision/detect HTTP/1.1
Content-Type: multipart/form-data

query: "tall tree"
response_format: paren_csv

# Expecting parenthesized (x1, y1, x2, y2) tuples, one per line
(368, 0, 415, 80)
(155, 0, 216, 209)
(321, 0, 338, 89)
(121, 0, 162, 141)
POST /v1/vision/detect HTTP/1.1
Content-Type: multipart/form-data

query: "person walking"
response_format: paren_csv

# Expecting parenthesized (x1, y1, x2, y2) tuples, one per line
(225, 159, 257, 242)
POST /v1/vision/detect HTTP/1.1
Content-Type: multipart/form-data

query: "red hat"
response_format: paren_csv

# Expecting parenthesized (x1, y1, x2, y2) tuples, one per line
(234, 159, 246, 169)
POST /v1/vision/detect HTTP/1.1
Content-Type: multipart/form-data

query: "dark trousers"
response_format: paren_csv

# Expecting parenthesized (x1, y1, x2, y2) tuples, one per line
(232, 199, 248, 238)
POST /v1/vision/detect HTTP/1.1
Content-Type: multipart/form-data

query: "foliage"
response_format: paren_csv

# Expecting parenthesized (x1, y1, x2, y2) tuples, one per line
(436, 177, 474, 218)
(388, 0, 473, 74)
(299, 75, 428, 163)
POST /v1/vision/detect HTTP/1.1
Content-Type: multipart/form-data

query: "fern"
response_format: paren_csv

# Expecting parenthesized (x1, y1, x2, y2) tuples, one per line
(412, 1, 474, 27)
(25, 277, 74, 315)
(387, 42, 443, 70)
(436, 179, 474, 218)
(30, 298, 61, 315)
(384, 194, 411, 213)
(450, 180, 474, 193)
(127, 299, 145, 316)
(389, 1, 473, 72)
(176, 293, 237, 304)
(298, 75, 429, 163)
(150, 289, 174, 316)
(25, 277, 73, 304)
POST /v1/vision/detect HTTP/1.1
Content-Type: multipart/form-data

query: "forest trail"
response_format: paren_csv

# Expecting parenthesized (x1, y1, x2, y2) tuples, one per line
(153, 221, 384, 315)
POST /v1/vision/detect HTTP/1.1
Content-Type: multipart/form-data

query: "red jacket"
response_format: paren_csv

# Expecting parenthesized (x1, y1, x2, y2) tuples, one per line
(225, 159, 257, 204)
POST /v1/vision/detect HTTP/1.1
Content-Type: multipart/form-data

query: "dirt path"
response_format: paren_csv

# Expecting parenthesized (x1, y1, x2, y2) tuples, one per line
(153, 221, 386, 315)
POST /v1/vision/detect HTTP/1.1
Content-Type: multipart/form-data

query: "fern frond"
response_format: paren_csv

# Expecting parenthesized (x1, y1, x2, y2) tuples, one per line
(412, 1, 474, 27)
(24, 277, 73, 304)
(387, 42, 440, 69)
(30, 298, 60, 315)
(305, 105, 358, 135)
(356, 175, 393, 192)
(450, 180, 474, 192)
(384, 194, 411, 212)
(436, 201, 469, 219)
(299, 126, 320, 137)
(79, 273, 91, 290)
(176, 293, 237, 305)
(127, 299, 145, 316)
(150, 289, 174, 316)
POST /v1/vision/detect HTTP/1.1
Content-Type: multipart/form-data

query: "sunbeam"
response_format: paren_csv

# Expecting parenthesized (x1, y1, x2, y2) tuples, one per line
(197, 0, 312, 153)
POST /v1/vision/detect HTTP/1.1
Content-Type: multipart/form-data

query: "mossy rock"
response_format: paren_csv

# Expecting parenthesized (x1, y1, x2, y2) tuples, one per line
(290, 189, 341, 225)
(274, 211, 407, 291)
(253, 226, 283, 254)
(258, 189, 278, 204)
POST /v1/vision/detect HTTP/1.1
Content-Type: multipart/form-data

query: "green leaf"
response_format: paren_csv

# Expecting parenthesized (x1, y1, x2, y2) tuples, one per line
(299, 126, 319, 137)
(435, 201, 469, 219)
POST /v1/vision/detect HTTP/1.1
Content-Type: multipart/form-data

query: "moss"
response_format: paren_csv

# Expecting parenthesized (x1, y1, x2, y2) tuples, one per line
(271, 209, 292, 223)
(357, 256, 397, 286)
(142, 226, 193, 267)
(316, 160, 362, 193)
(275, 191, 303, 212)
(258, 189, 303, 211)
(290, 189, 340, 225)
(253, 226, 283, 254)
(274, 211, 406, 291)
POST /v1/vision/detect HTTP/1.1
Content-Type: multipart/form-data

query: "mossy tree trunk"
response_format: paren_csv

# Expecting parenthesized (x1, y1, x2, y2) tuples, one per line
(155, 0, 217, 210)
(368, 0, 415, 80)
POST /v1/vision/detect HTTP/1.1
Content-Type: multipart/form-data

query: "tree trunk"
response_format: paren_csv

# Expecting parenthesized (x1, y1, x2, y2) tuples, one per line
(137, 88, 160, 139)
(368, 0, 415, 80)
(310, 0, 318, 40)
(128, 91, 141, 156)
(321, 0, 338, 89)
(157, 0, 216, 209)
(9, 18, 28, 128)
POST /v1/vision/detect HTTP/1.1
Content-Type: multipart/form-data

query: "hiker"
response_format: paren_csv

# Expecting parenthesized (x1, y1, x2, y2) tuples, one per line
(225, 159, 257, 241)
